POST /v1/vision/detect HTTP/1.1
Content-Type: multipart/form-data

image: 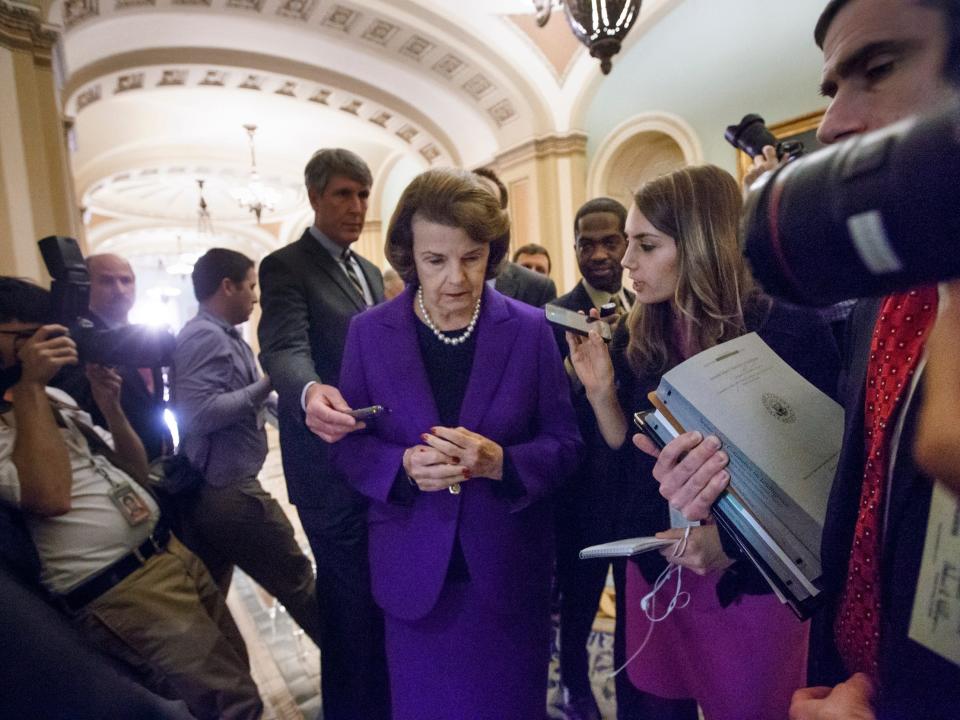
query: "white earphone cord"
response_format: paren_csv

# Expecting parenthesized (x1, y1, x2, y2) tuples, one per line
(608, 526, 692, 679)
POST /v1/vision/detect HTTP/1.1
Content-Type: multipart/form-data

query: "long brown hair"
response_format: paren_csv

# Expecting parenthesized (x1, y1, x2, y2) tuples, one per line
(625, 164, 754, 378)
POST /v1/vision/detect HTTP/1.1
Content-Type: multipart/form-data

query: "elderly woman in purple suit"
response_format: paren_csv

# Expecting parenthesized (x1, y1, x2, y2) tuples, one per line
(330, 168, 581, 720)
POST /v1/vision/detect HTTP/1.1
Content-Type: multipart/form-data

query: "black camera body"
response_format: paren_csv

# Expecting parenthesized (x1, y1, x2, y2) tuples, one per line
(725, 113, 804, 160)
(38, 236, 175, 367)
(740, 101, 960, 306)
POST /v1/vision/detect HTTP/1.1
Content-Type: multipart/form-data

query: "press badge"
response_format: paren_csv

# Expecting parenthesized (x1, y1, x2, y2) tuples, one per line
(109, 483, 151, 526)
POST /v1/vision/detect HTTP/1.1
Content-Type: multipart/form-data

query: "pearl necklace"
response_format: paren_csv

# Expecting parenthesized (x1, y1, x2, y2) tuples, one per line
(417, 286, 481, 346)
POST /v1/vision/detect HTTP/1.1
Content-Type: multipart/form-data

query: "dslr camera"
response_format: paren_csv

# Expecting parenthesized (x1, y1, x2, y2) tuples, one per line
(38, 236, 175, 367)
(725, 113, 805, 160)
(740, 100, 960, 306)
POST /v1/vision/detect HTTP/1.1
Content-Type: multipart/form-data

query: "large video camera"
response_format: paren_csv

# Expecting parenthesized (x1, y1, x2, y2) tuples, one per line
(38, 236, 175, 367)
(740, 101, 960, 306)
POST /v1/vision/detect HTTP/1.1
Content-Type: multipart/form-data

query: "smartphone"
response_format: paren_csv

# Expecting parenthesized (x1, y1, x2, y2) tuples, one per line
(545, 304, 613, 341)
(633, 410, 667, 450)
(346, 405, 388, 420)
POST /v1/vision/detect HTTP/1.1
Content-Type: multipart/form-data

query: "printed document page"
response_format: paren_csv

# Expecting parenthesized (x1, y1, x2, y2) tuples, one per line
(660, 332, 843, 533)
(909, 481, 960, 665)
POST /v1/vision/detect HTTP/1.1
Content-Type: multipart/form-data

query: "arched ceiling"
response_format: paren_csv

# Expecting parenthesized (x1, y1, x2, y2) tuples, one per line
(43, 0, 688, 255)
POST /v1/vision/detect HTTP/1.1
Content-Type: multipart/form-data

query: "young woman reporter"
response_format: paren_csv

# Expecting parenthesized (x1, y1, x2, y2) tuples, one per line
(568, 164, 839, 720)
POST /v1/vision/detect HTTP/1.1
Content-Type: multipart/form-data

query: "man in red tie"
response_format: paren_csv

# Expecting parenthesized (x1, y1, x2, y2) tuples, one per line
(633, 2, 960, 718)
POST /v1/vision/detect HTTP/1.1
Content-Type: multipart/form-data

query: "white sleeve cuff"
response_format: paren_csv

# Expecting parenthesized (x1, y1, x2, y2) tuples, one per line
(300, 381, 317, 412)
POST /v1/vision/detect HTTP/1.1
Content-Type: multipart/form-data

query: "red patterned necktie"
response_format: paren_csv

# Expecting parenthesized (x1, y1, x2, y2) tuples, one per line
(834, 286, 938, 678)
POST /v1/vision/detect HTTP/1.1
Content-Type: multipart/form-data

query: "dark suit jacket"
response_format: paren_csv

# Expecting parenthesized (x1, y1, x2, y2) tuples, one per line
(330, 285, 581, 620)
(494, 261, 557, 307)
(810, 298, 960, 719)
(51, 313, 170, 461)
(551, 281, 635, 544)
(257, 229, 384, 513)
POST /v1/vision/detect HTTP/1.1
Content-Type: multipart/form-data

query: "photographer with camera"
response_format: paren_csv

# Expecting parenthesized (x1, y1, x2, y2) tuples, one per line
(0, 277, 262, 720)
(52, 253, 172, 461)
(634, 2, 960, 719)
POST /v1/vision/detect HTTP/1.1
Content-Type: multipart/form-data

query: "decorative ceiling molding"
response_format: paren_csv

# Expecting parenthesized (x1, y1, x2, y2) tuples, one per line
(0, 0, 60, 61)
(494, 131, 588, 170)
(62, 47, 463, 165)
(87, 216, 280, 259)
(82, 164, 304, 222)
(62, 0, 98, 29)
(276, 0, 315, 22)
(361, 17, 397, 46)
(398, 34, 432, 61)
(53, 0, 540, 137)
(321, 3, 358, 32)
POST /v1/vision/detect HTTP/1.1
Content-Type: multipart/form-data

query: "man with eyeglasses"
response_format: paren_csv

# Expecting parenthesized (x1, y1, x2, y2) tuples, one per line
(0, 277, 261, 719)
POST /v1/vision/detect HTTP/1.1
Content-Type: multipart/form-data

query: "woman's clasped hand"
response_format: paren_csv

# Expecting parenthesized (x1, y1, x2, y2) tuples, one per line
(403, 426, 504, 491)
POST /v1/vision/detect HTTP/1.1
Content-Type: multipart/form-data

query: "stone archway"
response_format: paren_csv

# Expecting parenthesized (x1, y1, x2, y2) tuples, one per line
(588, 112, 701, 209)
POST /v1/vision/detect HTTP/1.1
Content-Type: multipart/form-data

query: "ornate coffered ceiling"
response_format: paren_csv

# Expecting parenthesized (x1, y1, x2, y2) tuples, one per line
(42, 0, 680, 254)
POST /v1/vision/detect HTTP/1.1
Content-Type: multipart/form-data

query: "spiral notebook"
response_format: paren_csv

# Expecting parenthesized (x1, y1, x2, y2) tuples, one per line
(579, 537, 676, 559)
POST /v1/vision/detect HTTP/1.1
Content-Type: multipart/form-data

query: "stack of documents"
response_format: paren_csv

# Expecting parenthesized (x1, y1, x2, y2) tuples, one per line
(643, 332, 843, 619)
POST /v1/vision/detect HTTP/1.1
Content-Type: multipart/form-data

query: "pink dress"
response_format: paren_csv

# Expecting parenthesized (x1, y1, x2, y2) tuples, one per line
(624, 561, 809, 720)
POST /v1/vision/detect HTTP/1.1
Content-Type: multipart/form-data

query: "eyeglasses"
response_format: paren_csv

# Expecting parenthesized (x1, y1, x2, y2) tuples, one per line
(0, 328, 42, 350)
(0, 329, 40, 340)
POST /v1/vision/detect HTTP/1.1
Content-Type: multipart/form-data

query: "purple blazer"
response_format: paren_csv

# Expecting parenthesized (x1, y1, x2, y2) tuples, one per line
(331, 285, 582, 621)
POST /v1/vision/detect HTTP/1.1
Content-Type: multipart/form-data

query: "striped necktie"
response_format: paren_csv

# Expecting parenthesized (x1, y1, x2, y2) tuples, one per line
(340, 248, 367, 304)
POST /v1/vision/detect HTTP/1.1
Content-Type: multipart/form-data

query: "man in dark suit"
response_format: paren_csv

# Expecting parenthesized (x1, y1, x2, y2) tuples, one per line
(494, 260, 557, 307)
(52, 253, 171, 461)
(473, 167, 558, 307)
(552, 198, 647, 720)
(257, 148, 388, 720)
(638, 2, 960, 718)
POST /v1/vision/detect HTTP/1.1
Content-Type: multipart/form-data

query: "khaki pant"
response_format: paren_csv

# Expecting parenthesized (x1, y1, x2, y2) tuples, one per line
(76, 536, 263, 720)
(182, 478, 323, 645)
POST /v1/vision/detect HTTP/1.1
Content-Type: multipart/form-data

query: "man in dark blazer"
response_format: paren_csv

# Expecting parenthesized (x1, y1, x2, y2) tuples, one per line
(472, 167, 558, 307)
(552, 198, 652, 720)
(638, 2, 960, 718)
(257, 148, 388, 720)
(494, 260, 557, 307)
(52, 253, 171, 461)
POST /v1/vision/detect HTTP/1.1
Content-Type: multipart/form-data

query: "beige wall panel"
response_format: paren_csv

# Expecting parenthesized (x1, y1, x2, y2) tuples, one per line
(0, 47, 43, 280)
(0, 2, 80, 281)
(494, 133, 586, 295)
(356, 219, 386, 272)
(507, 177, 531, 251)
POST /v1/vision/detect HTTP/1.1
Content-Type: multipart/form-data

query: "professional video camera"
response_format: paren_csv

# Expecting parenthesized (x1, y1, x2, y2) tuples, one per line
(38, 236, 175, 367)
(725, 113, 804, 160)
(740, 100, 960, 306)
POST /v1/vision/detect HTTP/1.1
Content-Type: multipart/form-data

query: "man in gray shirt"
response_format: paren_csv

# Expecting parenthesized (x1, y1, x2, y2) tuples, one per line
(173, 248, 322, 646)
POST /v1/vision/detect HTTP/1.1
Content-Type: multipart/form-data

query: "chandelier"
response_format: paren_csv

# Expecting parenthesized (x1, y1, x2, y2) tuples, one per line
(534, 0, 642, 75)
(231, 124, 279, 223)
(166, 179, 211, 276)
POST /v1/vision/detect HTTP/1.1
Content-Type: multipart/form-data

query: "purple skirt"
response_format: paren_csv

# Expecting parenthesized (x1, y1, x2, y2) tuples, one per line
(384, 578, 551, 720)
(625, 562, 809, 720)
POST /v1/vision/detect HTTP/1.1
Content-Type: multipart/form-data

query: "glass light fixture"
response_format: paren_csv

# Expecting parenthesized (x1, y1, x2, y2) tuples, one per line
(166, 180, 211, 276)
(231, 124, 280, 223)
(535, 0, 642, 75)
